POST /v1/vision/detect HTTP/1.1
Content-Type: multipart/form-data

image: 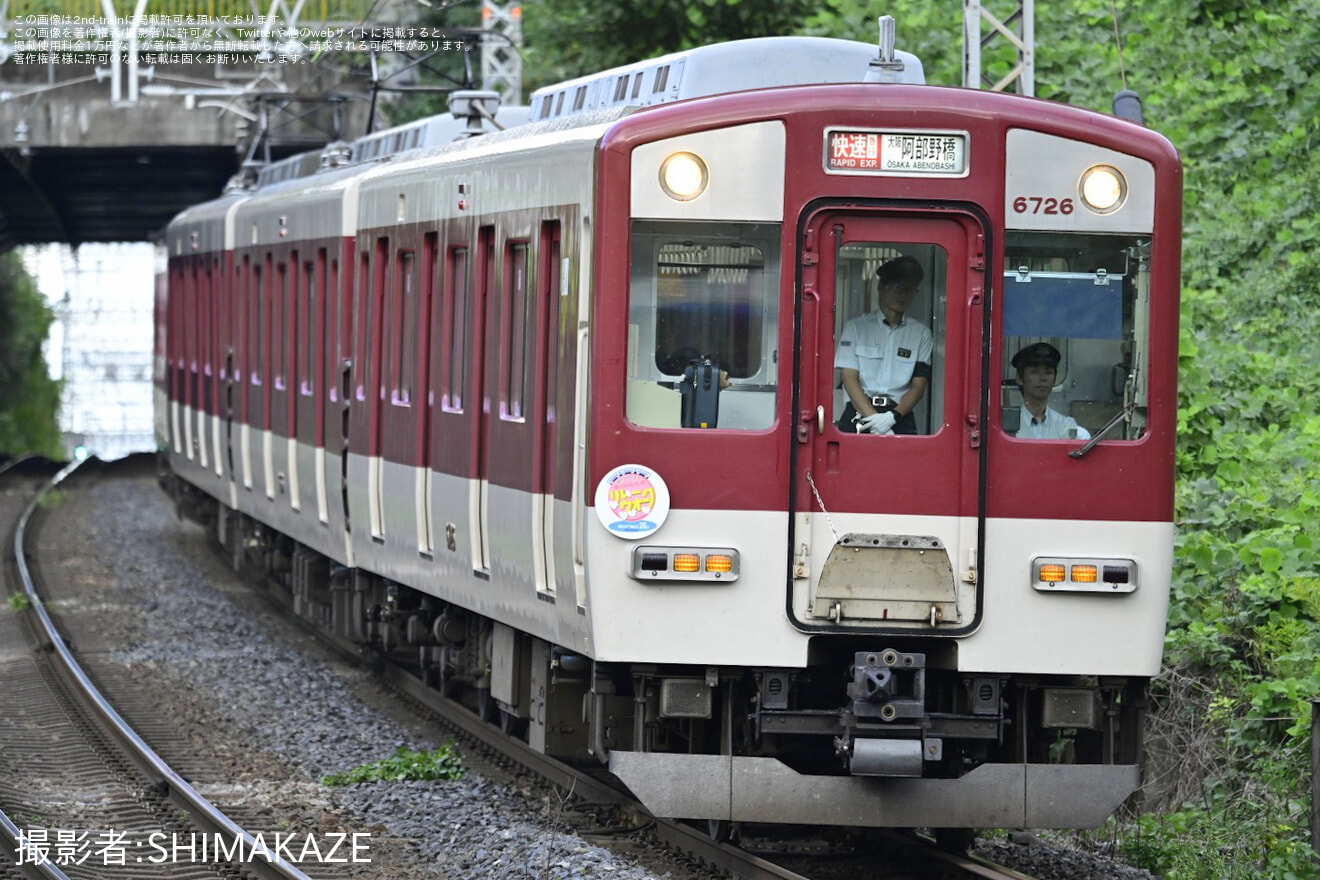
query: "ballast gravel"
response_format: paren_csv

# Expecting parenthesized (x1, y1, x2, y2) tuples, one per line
(37, 461, 1156, 880)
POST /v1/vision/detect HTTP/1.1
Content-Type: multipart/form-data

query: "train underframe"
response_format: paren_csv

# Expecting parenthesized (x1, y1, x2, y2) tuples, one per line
(173, 478, 1146, 831)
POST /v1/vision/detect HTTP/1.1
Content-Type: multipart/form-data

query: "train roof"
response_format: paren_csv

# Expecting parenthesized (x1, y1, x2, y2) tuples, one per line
(528, 36, 924, 123)
(250, 104, 535, 189)
(195, 33, 926, 213)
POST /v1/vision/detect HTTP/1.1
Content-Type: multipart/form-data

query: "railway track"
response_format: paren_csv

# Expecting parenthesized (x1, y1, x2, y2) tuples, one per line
(0, 457, 328, 880)
(5, 456, 1045, 880)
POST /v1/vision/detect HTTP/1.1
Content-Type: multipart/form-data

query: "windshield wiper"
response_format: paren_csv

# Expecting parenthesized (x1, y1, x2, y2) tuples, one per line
(1069, 401, 1134, 459)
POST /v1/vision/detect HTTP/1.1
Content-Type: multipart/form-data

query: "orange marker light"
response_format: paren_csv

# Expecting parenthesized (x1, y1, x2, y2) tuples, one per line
(705, 554, 734, 573)
(673, 554, 701, 573)
(1038, 564, 1067, 583)
(1071, 565, 1099, 583)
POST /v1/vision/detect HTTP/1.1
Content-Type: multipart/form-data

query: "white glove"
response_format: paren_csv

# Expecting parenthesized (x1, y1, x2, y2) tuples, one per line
(858, 411, 897, 435)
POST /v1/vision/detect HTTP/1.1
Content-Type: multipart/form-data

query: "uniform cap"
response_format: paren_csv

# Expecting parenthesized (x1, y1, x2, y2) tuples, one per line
(1011, 342, 1061, 371)
(875, 255, 923, 287)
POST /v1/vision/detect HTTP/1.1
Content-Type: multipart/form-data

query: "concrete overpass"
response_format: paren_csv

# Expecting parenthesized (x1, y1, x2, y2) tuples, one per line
(0, 83, 366, 247)
(0, 10, 376, 249)
(0, 0, 523, 249)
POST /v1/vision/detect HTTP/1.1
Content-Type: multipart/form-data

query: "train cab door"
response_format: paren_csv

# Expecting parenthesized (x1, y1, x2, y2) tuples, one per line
(792, 208, 988, 632)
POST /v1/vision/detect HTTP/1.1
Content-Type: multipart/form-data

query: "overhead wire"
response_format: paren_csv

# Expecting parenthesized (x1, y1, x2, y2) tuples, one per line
(1110, 0, 1128, 91)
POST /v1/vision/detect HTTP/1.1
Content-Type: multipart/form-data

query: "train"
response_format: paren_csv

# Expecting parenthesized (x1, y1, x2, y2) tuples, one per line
(155, 22, 1183, 836)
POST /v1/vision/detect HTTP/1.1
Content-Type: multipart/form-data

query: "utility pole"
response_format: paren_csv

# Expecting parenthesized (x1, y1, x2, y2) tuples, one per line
(963, 0, 1035, 95)
(481, 0, 523, 104)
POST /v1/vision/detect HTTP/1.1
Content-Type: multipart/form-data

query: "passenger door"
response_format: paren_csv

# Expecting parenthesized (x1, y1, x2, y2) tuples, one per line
(792, 209, 988, 633)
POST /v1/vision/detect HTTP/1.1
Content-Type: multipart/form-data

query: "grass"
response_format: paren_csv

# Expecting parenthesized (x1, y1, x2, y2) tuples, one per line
(322, 744, 465, 786)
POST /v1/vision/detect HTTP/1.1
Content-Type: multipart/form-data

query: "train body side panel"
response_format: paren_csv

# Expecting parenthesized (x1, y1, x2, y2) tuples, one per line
(343, 129, 606, 653)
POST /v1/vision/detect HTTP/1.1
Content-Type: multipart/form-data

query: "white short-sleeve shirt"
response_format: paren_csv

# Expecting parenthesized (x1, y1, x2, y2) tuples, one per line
(1016, 406, 1092, 440)
(835, 312, 933, 398)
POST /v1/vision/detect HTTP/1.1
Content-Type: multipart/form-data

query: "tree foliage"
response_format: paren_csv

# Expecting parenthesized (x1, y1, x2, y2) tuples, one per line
(521, 0, 819, 91)
(0, 252, 62, 459)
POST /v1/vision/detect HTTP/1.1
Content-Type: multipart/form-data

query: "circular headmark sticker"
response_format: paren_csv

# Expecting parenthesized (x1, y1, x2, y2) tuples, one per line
(594, 464, 671, 539)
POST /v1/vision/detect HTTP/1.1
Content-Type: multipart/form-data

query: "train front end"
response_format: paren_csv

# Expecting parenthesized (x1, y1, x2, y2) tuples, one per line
(584, 67, 1181, 829)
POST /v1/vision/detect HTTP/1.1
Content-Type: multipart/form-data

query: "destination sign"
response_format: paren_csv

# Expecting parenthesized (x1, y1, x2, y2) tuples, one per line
(825, 130, 968, 176)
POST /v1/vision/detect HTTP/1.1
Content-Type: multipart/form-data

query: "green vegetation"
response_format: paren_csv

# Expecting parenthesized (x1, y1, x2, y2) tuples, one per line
(7, 594, 32, 613)
(521, 0, 819, 91)
(322, 744, 465, 786)
(0, 253, 62, 460)
(517, 2, 1320, 875)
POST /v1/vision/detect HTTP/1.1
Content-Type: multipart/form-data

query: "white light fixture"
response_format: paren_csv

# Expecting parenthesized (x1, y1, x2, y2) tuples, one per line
(659, 151, 709, 201)
(1079, 165, 1127, 214)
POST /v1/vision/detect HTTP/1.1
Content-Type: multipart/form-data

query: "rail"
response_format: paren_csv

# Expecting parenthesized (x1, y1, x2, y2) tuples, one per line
(10, 458, 315, 880)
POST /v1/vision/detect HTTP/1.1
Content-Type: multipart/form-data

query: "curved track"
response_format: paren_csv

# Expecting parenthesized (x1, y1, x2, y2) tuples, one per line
(0, 457, 312, 880)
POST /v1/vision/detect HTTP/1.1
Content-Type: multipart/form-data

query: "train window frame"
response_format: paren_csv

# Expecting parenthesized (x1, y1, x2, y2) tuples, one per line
(830, 242, 948, 439)
(199, 259, 212, 380)
(392, 248, 417, 407)
(500, 240, 531, 421)
(420, 232, 439, 421)
(248, 259, 263, 391)
(274, 258, 290, 392)
(1000, 231, 1151, 442)
(330, 255, 345, 390)
(626, 219, 781, 431)
(299, 255, 317, 398)
(369, 237, 390, 414)
(184, 263, 197, 377)
(285, 251, 298, 432)
(441, 245, 469, 413)
(354, 251, 370, 402)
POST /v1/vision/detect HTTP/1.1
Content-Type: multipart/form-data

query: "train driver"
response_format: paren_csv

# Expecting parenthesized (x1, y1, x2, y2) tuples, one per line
(1011, 342, 1092, 440)
(835, 255, 933, 435)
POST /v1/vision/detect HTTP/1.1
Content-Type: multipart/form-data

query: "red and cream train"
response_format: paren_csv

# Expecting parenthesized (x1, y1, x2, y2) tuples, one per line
(156, 28, 1182, 832)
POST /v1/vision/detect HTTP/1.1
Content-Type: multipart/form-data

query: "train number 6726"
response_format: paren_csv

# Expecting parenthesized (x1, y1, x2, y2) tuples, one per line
(1012, 196, 1075, 214)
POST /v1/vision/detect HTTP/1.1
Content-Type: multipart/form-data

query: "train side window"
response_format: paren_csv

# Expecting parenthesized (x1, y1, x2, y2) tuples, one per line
(274, 260, 289, 391)
(393, 249, 416, 406)
(198, 260, 211, 379)
(370, 238, 389, 410)
(354, 252, 370, 401)
(627, 220, 780, 430)
(300, 256, 318, 396)
(501, 241, 530, 420)
(442, 247, 469, 412)
(830, 243, 948, 437)
(184, 264, 196, 376)
(331, 257, 345, 383)
(1001, 232, 1151, 442)
(420, 233, 439, 419)
(249, 262, 262, 389)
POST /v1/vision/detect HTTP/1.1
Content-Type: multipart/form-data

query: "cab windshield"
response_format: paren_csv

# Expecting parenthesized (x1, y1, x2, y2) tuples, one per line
(625, 220, 781, 430)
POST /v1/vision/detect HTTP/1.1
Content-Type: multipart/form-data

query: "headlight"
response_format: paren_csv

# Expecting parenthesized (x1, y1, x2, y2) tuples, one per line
(1079, 164, 1127, 214)
(659, 151, 709, 201)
